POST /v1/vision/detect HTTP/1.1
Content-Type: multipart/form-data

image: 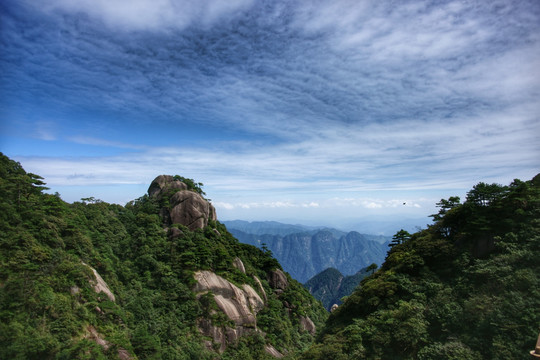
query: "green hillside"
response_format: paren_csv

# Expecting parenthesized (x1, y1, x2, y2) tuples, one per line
(302, 174, 540, 359)
(0, 153, 327, 359)
(304, 267, 372, 311)
(2, 150, 538, 360)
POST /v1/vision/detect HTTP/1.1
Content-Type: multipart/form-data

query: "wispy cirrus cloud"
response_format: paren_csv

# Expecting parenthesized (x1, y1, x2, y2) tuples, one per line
(1, 0, 539, 226)
(24, 0, 255, 31)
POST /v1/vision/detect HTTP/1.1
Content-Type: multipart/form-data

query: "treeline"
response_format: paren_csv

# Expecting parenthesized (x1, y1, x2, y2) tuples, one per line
(302, 174, 540, 359)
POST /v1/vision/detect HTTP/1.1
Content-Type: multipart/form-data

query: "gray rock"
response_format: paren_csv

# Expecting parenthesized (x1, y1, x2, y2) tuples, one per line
(265, 344, 284, 358)
(194, 271, 268, 354)
(82, 262, 115, 302)
(299, 316, 316, 335)
(148, 175, 217, 230)
(194, 271, 264, 326)
(148, 175, 187, 198)
(269, 269, 288, 291)
(233, 257, 246, 274)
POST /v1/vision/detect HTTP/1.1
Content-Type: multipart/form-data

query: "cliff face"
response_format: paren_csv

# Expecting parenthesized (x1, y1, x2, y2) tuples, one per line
(231, 229, 388, 283)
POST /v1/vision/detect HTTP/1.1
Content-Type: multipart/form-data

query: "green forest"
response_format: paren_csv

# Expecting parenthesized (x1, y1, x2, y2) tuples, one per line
(0, 153, 327, 359)
(302, 174, 540, 359)
(1, 152, 539, 359)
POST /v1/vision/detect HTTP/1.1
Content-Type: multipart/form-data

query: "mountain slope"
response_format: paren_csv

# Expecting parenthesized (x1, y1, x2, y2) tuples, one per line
(0, 154, 327, 359)
(230, 229, 388, 283)
(304, 267, 372, 311)
(302, 175, 540, 359)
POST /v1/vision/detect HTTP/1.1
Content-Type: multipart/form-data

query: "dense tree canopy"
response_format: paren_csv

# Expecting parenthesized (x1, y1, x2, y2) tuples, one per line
(0, 153, 326, 359)
(303, 174, 540, 359)
(2, 151, 538, 360)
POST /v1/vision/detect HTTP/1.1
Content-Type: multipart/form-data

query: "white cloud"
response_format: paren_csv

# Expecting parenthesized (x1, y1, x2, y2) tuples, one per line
(67, 136, 145, 149)
(30, 0, 254, 31)
(4, 0, 539, 224)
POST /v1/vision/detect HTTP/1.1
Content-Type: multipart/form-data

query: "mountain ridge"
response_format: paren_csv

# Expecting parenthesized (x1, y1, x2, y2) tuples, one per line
(0, 154, 327, 359)
(304, 267, 372, 311)
(229, 227, 388, 283)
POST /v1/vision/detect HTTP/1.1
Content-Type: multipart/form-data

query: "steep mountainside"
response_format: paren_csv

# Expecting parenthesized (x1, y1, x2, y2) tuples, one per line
(230, 229, 388, 283)
(304, 267, 372, 311)
(302, 175, 540, 360)
(0, 154, 327, 359)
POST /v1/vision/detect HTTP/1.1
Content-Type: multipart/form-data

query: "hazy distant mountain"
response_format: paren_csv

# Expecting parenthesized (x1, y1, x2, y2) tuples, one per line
(222, 220, 322, 236)
(227, 225, 389, 283)
(304, 267, 372, 311)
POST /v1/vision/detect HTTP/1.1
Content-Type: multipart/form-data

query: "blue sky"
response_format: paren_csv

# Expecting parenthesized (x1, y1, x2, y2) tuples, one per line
(1, 0, 539, 231)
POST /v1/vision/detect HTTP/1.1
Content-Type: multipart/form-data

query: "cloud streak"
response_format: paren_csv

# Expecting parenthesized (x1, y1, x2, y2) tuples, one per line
(1, 0, 539, 225)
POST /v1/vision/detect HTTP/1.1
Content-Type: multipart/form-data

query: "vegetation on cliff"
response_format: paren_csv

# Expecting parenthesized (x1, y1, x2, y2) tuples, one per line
(2, 150, 538, 360)
(0, 153, 327, 359)
(302, 174, 540, 359)
(304, 267, 372, 311)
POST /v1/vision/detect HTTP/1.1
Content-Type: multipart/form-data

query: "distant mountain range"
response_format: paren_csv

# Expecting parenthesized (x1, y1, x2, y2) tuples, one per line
(223, 221, 390, 283)
(221, 220, 321, 236)
(304, 267, 372, 311)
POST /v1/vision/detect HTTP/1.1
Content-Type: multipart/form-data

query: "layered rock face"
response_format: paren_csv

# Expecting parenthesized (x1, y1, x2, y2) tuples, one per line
(148, 175, 216, 230)
(193, 267, 273, 354)
(194, 270, 265, 327)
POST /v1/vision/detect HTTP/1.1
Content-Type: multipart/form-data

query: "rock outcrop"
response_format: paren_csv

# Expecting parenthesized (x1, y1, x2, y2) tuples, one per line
(82, 263, 115, 302)
(148, 175, 216, 230)
(253, 276, 268, 302)
(193, 270, 267, 353)
(299, 316, 317, 335)
(269, 269, 288, 294)
(265, 344, 284, 358)
(233, 257, 246, 274)
(148, 175, 187, 197)
(85, 325, 132, 359)
(194, 271, 264, 326)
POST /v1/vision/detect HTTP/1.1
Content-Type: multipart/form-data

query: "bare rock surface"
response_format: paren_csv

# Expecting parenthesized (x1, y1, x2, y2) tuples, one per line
(265, 344, 284, 358)
(148, 175, 217, 230)
(242, 284, 265, 313)
(253, 276, 267, 302)
(194, 270, 271, 353)
(148, 175, 187, 197)
(299, 316, 317, 335)
(194, 271, 263, 326)
(86, 325, 110, 350)
(169, 191, 215, 230)
(83, 263, 115, 302)
(233, 257, 246, 274)
(269, 269, 288, 291)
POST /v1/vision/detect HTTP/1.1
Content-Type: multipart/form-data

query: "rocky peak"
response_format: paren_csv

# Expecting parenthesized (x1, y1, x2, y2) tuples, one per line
(148, 175, 188, 197)
(148, 175, 217, 230)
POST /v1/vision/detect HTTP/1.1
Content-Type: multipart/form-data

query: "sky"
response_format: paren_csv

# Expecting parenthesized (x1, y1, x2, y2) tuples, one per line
(1, 0, 539, 233)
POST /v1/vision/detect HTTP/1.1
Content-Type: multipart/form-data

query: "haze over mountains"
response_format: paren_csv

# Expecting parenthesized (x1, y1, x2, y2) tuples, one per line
(224, 221, 389, 283)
